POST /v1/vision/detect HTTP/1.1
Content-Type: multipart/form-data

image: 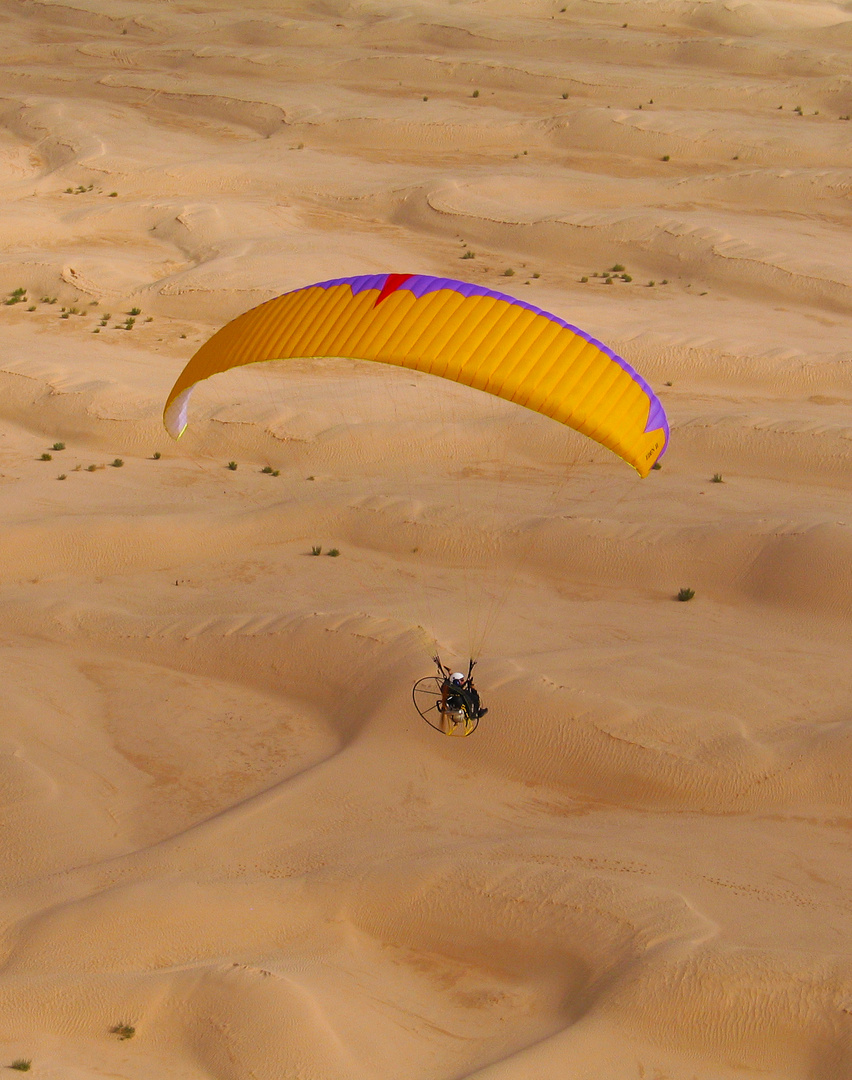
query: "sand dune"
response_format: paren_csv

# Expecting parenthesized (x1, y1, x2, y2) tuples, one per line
(0, 1, 851, 1078)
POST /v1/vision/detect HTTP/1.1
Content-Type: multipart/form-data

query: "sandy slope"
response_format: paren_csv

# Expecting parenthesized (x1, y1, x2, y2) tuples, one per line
(0, 1, 851, 1077)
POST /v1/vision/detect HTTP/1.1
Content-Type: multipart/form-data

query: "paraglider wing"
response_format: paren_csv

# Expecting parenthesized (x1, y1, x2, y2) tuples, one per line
(163, 273, 668, 476)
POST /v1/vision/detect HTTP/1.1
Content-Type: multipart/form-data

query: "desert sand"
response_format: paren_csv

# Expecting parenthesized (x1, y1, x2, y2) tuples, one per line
(0, 1, 851, 1077)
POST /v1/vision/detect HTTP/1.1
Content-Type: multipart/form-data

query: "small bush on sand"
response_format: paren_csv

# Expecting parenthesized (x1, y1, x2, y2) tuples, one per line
(129, 307, 141, 316)
(40, 453, 52, 461)
(711, 473, 723, 483)
(110, 1024, 135, 1040)
(9, 1060, 31, 1071)
(651, 462, 662, 470)
(580, 276, 588, 283)
(311, 545, 322, 556)
(152, 451, 161, 459)
(472, 90, 479, 98)
(327, 548, 340, 557)
(503, 268, 515, 276)
(661, 154, 670, 161)
(676, 588, 695, 602)
(271, 469, 280, 476)
(52, 442, 65, 451)
(261, 466, 273, 474)
(111, 458, 123, 467)
(611, 264, 625, 272)
(57, 474, 66, 480)
(227, 461, 237, 470)
(86, 464, 98, 472)
(461, 250, 475, 259)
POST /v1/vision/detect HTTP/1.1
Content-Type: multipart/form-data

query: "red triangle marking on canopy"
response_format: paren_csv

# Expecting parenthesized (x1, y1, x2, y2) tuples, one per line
(374, 273, 414, 306)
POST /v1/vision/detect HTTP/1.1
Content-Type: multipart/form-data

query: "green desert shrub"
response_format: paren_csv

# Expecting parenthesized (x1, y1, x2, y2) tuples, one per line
(676, 587, 695, 602)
